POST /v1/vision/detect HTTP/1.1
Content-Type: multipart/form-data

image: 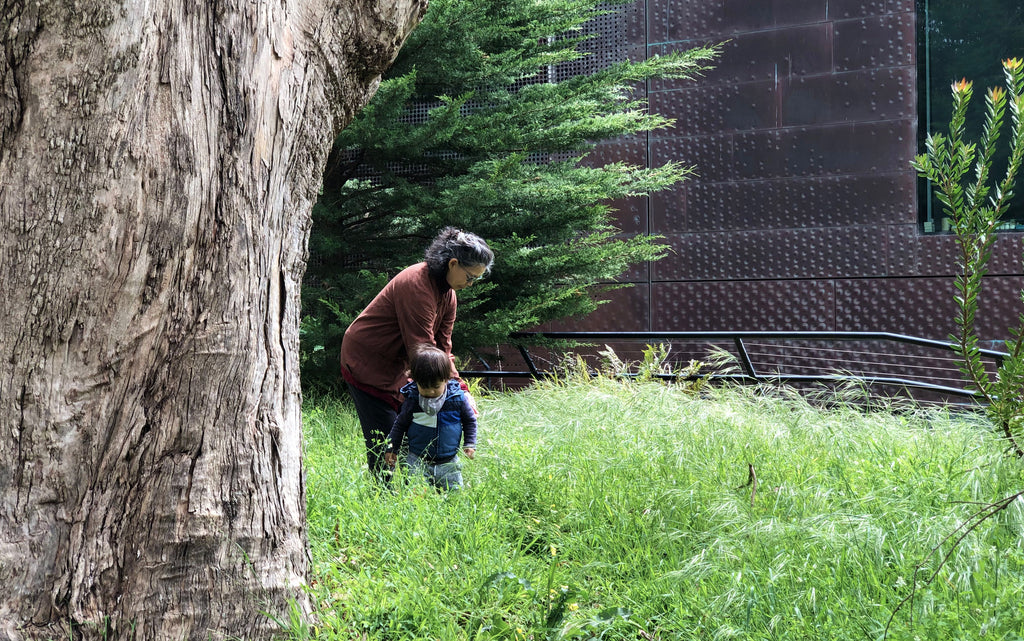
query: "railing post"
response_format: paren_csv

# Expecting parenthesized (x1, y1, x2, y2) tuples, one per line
(734, 338, 758, 380)
(517, 344, 541, 378)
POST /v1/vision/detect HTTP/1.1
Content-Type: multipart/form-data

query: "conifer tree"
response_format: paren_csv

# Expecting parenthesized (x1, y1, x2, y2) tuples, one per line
(302, 0, 717, 389)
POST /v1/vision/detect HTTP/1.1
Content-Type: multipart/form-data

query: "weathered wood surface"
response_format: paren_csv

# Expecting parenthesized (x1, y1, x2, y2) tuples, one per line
(0, 1, 426, 638)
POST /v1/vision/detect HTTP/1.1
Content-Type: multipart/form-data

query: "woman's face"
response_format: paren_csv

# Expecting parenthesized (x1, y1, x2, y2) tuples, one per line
(446, 258, 486, 291)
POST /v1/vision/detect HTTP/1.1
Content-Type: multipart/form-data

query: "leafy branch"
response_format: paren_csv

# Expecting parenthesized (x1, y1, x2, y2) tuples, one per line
(911, 58, 1024, 457)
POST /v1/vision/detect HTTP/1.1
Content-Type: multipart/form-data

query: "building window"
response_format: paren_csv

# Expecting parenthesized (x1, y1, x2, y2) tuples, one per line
(916, 0, 1024, 232)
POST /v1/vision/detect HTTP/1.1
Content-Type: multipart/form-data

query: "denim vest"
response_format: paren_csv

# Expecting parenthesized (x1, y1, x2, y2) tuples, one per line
(400, 380, 466, 461)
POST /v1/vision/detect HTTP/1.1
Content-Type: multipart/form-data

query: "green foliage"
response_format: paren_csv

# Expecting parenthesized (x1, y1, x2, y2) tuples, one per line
(595, 342, 709, 386)
(473, 569, 635, 640)
(295, 380, 1024, 640)
(911, 58, 1024, 456)
(301, 0, 718, 390)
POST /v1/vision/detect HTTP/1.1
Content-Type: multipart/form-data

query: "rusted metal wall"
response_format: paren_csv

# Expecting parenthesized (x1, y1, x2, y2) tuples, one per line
(557, 0, 1024, 343)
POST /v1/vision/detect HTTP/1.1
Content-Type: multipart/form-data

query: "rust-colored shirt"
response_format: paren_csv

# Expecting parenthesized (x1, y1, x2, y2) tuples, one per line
(340, 262, 458, 405)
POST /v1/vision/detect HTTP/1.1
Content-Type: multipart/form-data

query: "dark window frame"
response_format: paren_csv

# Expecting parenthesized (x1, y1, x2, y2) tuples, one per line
(916, 0, 1024, 233)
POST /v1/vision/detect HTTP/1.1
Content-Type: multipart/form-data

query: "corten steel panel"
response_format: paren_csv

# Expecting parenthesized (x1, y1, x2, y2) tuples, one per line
(648, 0, 726, 44)
(650, 25, 833, 91)
(618, 245, 651, 282)
(968, 234, 1024, 275)
(538, 285, 651, 332)
(781, 68, 915, 126)
(620, 0, 647, 46)
(772, 0, 829, 25)
(649, 80, 777, 135)
(732, 120, 914, 180)
(650, 183, 687, 233)
(569, 43, 649, 72)
(833, 13, 915, 72)
(829, 0, 909, 20)
(885, 224, 953, 277)
(776, 24, 835, 77)
(605, 196, 649, 235)
(700, 30, 786, 82)
(651, 280, 837, 331)
(835, 276, 1024, 341)
(587, 137, 650, 234)
(722, 1, 843, 31)
(651, 134, 735, 183)
(656, 227, 889, 281)
(677, 173, 917, 232)
(886, 225, 1024, 278)
(836, 278, 958, 339)
(972, 276, 1024, 342)
(722, 0, 774, 32)
(588, 136, 647, 167)
(647, 1, 867, 44)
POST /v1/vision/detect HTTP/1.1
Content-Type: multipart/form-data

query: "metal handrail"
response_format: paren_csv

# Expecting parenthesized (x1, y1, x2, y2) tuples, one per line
(460, 330, 1010, 402)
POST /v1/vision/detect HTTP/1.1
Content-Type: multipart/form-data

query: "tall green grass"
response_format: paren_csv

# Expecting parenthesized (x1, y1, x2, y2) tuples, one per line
(299, 376, 1024, 640)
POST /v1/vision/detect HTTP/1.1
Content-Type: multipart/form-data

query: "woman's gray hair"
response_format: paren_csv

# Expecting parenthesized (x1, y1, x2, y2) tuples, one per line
(425, 227, 494, 276)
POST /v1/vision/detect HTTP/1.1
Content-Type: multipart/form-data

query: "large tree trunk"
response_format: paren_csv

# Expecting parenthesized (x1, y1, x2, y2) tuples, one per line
(0, 1, 425, 638)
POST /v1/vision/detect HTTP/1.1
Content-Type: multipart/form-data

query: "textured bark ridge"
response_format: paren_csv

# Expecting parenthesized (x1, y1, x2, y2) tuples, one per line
(0, 1, 425, 639)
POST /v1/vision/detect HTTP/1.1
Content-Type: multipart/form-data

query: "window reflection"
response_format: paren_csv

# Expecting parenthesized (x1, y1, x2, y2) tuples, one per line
(916, 0, 1024, 231)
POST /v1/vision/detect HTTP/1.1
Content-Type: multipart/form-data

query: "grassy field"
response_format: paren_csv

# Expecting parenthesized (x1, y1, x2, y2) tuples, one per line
(297, 374, 1024, 640)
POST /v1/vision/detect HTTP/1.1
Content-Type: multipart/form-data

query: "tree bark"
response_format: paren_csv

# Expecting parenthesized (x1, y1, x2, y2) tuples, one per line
(0, 0, 425, 639)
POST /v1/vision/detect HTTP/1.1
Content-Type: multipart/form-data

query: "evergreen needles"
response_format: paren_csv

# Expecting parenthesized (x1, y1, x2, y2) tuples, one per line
(301, 0, 718, 390)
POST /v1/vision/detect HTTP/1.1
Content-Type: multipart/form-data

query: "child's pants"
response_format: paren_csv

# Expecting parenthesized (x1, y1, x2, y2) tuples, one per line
(408, 453, 463, 490)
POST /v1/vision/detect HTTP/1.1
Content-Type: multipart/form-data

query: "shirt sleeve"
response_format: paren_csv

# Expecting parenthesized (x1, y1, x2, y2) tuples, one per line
(460, 397, 477, 448)
(387, 401, 415, 452)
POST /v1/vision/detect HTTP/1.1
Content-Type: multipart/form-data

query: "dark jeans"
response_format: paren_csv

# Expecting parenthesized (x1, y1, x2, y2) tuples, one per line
(347, 383, 398, 483)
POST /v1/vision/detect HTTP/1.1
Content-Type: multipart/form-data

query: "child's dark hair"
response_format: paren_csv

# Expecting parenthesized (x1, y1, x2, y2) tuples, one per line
(425, 227, 494, 278)
(409, 344, 451, 386)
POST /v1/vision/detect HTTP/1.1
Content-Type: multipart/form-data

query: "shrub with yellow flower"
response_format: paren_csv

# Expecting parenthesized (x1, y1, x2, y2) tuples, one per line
(911, 56, 1024, 457)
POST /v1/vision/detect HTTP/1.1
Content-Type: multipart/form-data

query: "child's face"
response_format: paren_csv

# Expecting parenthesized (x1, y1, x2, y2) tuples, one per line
(416, 379, 446, 398)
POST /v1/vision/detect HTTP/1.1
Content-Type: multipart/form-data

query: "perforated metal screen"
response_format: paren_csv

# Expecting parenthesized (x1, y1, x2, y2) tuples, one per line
(556, 1, 638, 80)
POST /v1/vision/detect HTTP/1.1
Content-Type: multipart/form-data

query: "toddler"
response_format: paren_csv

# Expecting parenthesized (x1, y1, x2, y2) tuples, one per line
(384, 345, 477, 489)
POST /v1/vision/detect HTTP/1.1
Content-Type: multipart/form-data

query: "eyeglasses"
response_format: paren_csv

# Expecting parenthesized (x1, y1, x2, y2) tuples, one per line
(458, 262, 484, 283)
